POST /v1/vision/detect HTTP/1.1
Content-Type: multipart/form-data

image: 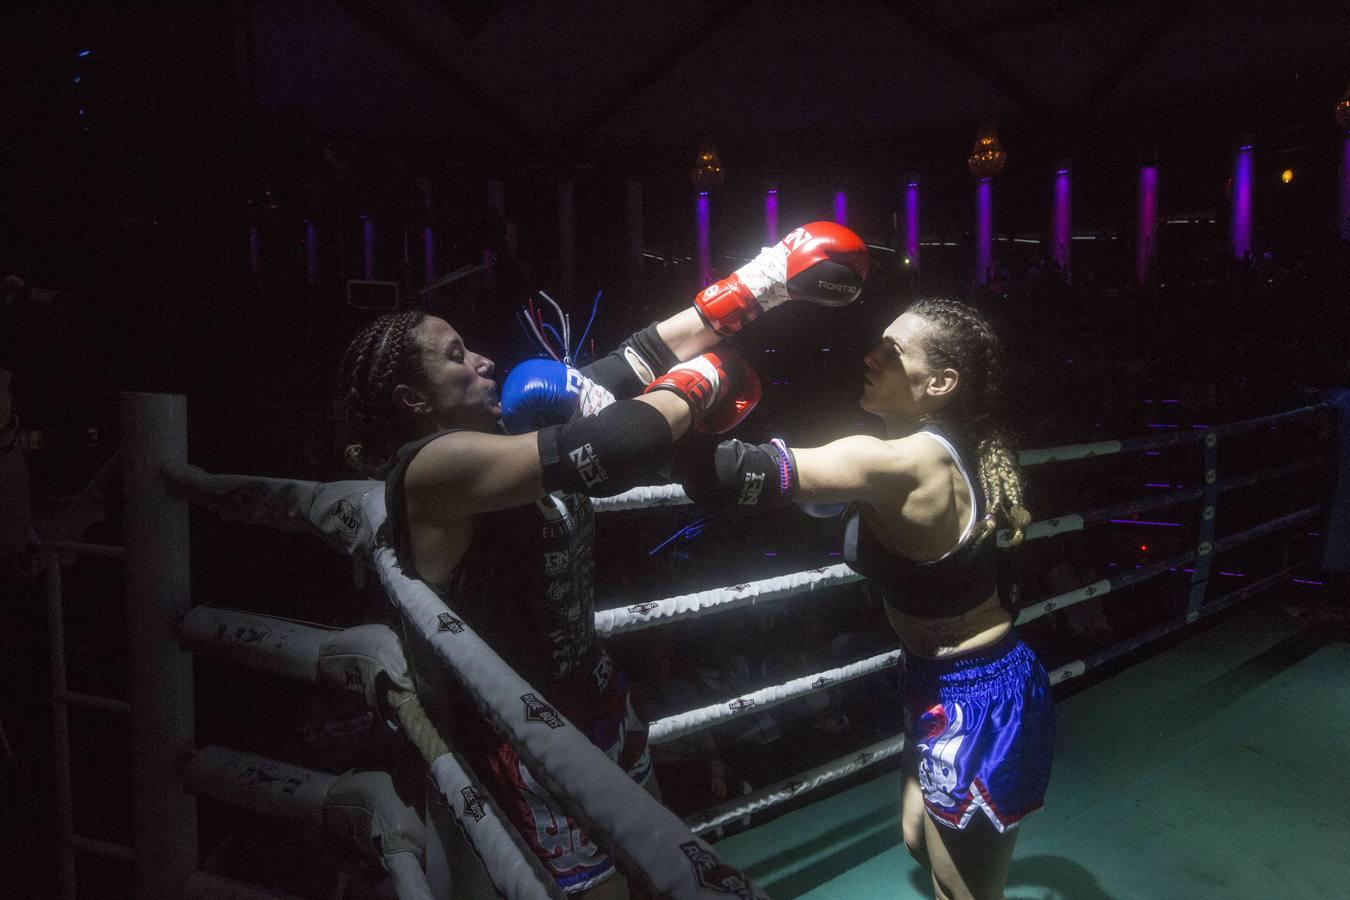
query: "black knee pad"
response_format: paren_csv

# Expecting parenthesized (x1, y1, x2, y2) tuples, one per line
(537, 399, 673, 496)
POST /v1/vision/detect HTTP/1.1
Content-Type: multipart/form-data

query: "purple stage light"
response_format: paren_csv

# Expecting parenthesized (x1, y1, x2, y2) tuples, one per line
(304, 220, 317, 285)
(765, 189, 779, 244)
(1053, 168, 1071, 278)
(697, 192, 711, 286)
(423, 225, 436, 285)
(1232, 144, 1253, 259)
(976, 178, 993, 284)
(834, 191, 847, 226)
(905, 179, 920, 269)
(1137, 165, 1157, 284)
(360, 214, 375, 279)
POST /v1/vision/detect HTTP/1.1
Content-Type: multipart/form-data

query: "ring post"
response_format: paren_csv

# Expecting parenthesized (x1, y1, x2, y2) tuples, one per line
(1187, 431, 1221, 619)
(122, 392, 198, 896)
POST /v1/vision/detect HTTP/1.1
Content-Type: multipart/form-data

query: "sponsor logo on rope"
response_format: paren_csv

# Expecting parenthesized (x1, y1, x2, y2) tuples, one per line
(344, 665, 363, 690)
(627, 601, 660, 615)
(854, 752, 873, 766)
(782, 781, 806, 794)
(332, 499, 360, 538)
(522, 693, 565, 729)
(811, 676, 834, 689)
(592, 654, 613, 693)
(728, 697, 756, 712)
(461, 786, 487, 822)
(437, 613, 465, 633)
(730, 583, 751, 593)
(679, 842, 756, 899)
(227, 624, 271, 645)
(239, 764, 303, 796)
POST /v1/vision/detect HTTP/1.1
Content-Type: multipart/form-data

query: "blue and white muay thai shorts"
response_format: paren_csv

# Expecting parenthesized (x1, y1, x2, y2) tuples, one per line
(899, 630, 1054, 832)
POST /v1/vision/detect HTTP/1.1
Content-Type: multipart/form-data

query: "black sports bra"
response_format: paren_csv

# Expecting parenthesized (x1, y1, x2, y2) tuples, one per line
(842, 424, 999, 619)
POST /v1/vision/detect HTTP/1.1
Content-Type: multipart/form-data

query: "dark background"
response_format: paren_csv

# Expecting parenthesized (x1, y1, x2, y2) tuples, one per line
(2, 2, 1347, 897)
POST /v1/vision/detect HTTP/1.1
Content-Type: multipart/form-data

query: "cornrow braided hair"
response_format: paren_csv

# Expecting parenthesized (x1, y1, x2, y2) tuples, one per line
(338, 309, 428, 475)
(905, 298, 1031, 546)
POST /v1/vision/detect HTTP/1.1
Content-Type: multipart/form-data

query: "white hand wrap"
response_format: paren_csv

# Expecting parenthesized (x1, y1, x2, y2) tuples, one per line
(734, 244, 791, 311)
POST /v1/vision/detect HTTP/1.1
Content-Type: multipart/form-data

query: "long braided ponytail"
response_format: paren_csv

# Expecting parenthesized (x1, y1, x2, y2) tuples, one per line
(338, 309, 427, 475)
(905, 298, 1031, 546)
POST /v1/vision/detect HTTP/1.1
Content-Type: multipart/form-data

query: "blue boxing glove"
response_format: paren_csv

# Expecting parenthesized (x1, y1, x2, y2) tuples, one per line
(500, 358, 617, 434)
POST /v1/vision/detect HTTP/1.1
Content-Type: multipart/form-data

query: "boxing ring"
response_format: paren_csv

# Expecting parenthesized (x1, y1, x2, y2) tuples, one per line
(43, 392, 1340, 899)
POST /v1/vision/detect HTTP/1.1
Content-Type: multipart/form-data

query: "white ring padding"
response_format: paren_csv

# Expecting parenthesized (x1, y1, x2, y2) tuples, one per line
(428, 754, 565, 900)
(185, 745, 336, 827)
(685, 733, 906, 835)
(181, 608, 558, 899)
(167, 465, 381, 558)
(648, 649, 901, 746)
(1014, 578, 1113, 626)
(590, 483, 692, 511)
(997, 513, 1085, 548)
(596, 563, 863, 636)
(177, 605, 333, 683)
(365, 502, 771, 899)
(1018, 440, 1123, 467)
(385, 853, 437, 900)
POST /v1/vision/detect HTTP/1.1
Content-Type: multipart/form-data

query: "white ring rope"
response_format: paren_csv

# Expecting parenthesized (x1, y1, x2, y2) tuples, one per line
(172, 405, 1323, 862)
(648, 650, 900, 746)
(424, 753, 565, 900)
(596, 563, 863, 636)
(365, 489, 770, 899)
(684, 733, 906, 835)
(175, 606, 563, 900)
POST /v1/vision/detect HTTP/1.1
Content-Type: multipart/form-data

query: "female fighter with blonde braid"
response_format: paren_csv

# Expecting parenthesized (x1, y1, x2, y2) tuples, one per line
(677, 298, 1053, 900)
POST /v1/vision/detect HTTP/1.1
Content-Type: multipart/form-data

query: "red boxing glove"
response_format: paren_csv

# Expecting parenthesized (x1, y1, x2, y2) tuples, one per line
(643, 349, 761, 434)
(693, 222, 869, 336)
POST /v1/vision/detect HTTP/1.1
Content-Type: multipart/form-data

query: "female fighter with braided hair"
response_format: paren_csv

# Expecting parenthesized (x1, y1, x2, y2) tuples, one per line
(338, 222, 869, 898)
(677, 298, 1053, 900)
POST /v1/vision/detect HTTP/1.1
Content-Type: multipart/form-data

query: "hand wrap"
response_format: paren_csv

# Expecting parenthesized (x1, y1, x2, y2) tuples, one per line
(675, 437, 799, 510)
